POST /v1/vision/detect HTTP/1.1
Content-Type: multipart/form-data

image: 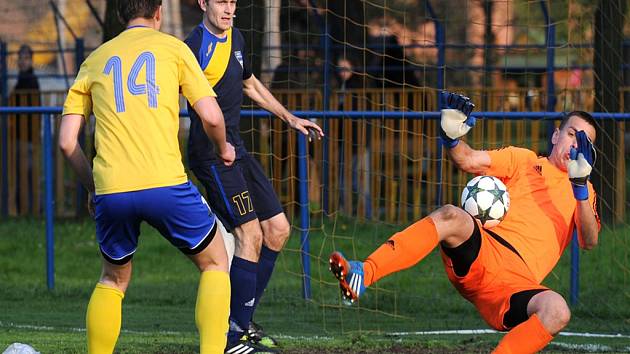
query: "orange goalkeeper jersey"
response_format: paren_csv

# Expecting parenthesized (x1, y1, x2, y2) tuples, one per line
(484, 147, 599, 283)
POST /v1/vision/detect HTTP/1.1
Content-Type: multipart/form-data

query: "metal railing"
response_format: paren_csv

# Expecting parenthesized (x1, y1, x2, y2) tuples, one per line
(1, 106, 628, 303)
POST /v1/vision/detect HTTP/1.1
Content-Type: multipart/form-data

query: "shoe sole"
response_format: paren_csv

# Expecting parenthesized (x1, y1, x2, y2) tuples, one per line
(329, 252, 359, 303)
(226, 342, 278, 354)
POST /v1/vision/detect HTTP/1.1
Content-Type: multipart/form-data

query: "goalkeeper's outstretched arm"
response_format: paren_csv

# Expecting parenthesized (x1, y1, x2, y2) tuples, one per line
(439, 91, 490, 175)
(447, 140, 491, 175)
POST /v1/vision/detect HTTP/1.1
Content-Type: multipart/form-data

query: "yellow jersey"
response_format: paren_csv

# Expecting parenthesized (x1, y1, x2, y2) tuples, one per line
(63, 26, 215, 194)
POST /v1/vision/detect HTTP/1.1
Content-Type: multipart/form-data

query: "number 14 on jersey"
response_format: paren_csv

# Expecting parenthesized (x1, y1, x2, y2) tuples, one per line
(104, 52, 160, 112)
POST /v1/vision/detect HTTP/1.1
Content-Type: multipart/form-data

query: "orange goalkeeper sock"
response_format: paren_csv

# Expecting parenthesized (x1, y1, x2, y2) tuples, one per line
(493, 314, 554, 354)
(363, 217, 439, 286)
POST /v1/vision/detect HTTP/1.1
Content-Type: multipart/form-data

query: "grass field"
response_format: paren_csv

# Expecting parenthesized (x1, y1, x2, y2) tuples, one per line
(1, 216, 629, 353)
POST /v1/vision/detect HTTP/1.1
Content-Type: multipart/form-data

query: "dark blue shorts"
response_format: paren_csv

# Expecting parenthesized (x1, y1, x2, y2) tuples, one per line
(94, 181, 217, 264)
(191, 152, 284, 231)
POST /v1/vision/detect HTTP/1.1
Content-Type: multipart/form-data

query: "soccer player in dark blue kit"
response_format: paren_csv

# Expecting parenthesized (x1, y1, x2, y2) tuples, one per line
(185, 0, 324, 352)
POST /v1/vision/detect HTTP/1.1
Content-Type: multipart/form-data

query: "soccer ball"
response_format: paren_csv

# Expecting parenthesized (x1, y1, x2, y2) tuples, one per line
(461, 175, 510, 229)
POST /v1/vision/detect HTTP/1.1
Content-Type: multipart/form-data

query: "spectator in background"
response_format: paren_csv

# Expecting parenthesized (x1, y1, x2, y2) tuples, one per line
(335, 57, 364, 111)
(409, 21, 437, 67)
(14, 45, 39, 91)
(409, 20, 438, 92)
(11, 44, 40, 134)
(334, 56, 371, 214)
(367, 17, 419, 90)
(279, 0, 322, 54)
(10, 44, 41, 215)
(327, 0, 365, 65)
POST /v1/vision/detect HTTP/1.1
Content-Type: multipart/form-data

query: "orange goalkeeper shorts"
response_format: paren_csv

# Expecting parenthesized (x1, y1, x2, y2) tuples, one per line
(440, 220, 548, 331)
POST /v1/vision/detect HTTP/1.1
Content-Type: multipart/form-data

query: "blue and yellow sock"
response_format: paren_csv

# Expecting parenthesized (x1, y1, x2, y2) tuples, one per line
(195, 270, 230, 354)
(86, 283, 124, 354)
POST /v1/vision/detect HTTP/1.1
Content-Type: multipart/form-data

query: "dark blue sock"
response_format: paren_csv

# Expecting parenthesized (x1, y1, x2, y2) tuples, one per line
(227, 256, 258, 345)
(253, 245, 279, 312)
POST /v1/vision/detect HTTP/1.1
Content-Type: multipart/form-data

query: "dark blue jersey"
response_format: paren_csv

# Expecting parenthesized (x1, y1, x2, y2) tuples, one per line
(185, 24, 252, 166)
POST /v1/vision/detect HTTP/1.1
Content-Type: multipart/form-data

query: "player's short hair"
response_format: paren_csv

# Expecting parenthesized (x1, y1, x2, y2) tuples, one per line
(117, 0, 163, 24)
(560, 110, 597, 132)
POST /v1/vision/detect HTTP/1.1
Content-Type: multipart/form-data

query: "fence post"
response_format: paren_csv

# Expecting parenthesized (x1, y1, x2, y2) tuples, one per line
(310, 0, 331, 215)
(322, 26, 331, 215)
(570, 230, 579, 305)
(0, 42, 7, 104)
(426, 0, 446, 206)
(44, 113, 55, 290)
(540, 1, 557, 153)
(75, 38, 85, 216)
(1, 42, 8, 216)
(297, 133, 311, 299)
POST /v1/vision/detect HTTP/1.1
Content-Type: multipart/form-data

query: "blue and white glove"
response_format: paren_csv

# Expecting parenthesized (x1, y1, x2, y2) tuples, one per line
(568, 130, 596, 201)
(440, 91, 476, 148)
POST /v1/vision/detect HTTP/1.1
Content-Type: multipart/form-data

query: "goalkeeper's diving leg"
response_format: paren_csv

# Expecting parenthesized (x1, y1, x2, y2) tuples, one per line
(329, 206, 475, 303)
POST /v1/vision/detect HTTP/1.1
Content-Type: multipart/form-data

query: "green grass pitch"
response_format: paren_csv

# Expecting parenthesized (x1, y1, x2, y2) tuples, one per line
(1, 217, 629, 353)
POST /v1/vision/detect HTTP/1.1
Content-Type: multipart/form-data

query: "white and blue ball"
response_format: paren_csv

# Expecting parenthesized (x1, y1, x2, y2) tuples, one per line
(461, 175, 510, 229)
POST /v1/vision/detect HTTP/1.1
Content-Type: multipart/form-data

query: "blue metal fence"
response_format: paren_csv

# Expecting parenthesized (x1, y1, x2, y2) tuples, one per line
(1, 106, 628, 302)
(0, 107, 58, 289)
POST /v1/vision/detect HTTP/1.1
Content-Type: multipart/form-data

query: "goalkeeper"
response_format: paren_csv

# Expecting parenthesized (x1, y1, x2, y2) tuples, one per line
(329, 92, 600, 353)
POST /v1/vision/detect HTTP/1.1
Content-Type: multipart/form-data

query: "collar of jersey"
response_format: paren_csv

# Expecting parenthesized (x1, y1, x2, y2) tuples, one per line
(199, 23, 229, 43)
(126, 25, 151, 30)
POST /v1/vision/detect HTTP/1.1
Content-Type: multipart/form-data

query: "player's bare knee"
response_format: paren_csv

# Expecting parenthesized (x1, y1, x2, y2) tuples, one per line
(233, 223, 263, 260)
(243, 229, 263, 248)
(263, 221, 291, 251)
(532, 291, 571, 334)
(556, 304, 571, 330)
(431, 204, 471, 244)
(548, 299, 571, 332)
(190, 238, 229, 273)
(432, 204, 466, 221)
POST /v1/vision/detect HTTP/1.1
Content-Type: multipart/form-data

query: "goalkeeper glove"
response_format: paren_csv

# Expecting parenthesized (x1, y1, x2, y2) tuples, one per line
(568, 130, 596, 200)
(440, 91, 476, 148)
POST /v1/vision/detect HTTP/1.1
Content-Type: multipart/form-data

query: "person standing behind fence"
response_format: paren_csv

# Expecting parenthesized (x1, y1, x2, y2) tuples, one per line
(58, 1, 236, 353)
(9, 44, 40, 215)
(14, 45, 40, 91)
(367, 17, 419, 90)
(335, 57, 365, 111)
(185, 1, 324, 352)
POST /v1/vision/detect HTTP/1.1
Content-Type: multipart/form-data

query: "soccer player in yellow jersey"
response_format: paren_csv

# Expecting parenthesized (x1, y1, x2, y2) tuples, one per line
(59, 1, 235, 353)
(330, 92, 600, 353)
(184, 1, 324, 352)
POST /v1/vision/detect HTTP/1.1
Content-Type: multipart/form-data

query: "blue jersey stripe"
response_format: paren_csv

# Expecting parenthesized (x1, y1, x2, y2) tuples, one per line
(211, 164, 237, 223)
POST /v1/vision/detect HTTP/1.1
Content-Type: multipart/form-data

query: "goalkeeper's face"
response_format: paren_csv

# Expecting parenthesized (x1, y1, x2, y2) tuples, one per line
(200, 0, 236, 33)
(550, 115, 596, 171)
